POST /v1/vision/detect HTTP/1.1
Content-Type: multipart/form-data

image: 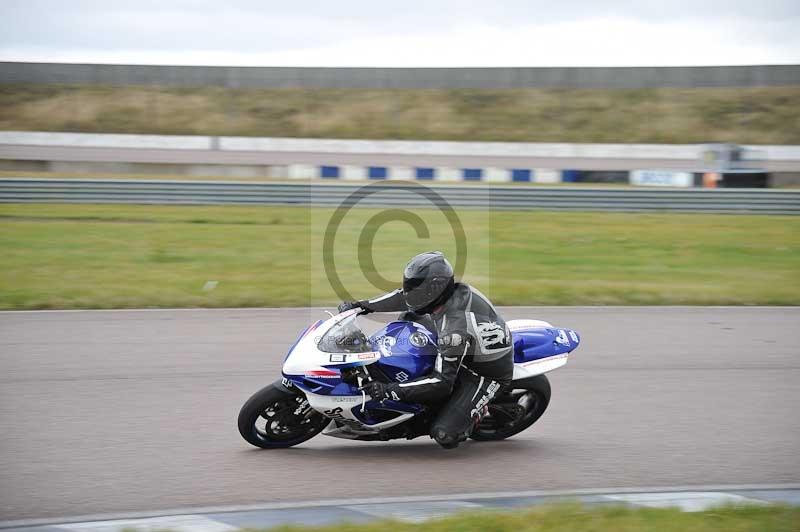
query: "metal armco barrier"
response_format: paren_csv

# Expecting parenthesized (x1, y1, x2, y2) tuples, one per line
(2, 62, 799, 89)
(1, 179, 799, 214)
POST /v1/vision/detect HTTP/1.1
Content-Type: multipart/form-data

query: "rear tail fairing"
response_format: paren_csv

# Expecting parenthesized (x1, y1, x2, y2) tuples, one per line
(508, 319, 581, 380)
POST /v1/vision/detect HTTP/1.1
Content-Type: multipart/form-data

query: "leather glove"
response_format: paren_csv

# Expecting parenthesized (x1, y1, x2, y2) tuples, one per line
(337, 301, 371, 314)
(362, 381, 400, 402)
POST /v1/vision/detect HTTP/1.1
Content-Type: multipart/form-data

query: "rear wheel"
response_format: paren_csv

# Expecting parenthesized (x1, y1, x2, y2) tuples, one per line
(470, 374, 551, 441)
(238, 382, 329, 449)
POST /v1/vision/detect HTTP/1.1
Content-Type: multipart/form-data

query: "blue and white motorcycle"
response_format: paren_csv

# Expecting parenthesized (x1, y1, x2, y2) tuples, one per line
(238, 308, 580, 448)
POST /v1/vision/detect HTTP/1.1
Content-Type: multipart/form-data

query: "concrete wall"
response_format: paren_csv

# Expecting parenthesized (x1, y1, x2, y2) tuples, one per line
(1, 62, 798, 89)
(3, 131, 799, 161)
(0, 131, 709, 159)
(2, 132, 798, 185)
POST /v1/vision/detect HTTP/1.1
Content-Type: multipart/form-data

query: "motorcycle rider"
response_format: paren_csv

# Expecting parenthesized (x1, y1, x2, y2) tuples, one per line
(338, 251, 513, 449)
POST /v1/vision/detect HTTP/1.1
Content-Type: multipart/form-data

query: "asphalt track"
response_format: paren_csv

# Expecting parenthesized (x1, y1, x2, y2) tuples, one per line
(0, 307, 798, 521)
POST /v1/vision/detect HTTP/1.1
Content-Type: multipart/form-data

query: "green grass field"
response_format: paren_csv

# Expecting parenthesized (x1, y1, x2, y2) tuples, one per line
(260, 503, 799, 532)
(0, 204, 798, 309)
(2, 84, 799, 144)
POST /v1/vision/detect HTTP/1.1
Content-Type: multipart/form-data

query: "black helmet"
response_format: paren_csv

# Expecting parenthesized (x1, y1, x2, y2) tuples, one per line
(402, 251, 455, 312)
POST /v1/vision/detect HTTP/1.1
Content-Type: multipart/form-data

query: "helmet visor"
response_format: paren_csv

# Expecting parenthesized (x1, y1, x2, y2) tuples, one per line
(403, 276, 444, 311)
(403, 275, 428, 310)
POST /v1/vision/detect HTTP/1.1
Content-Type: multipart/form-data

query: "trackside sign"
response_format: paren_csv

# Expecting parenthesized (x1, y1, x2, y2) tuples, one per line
(630, 170, 693, 187)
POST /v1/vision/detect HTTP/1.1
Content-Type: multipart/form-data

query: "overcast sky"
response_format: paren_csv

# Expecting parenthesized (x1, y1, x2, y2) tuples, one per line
(1, 0, 798, 67)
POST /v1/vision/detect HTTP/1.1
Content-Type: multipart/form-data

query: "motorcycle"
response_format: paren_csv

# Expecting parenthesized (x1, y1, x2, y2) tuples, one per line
(238, 308, 580, 448)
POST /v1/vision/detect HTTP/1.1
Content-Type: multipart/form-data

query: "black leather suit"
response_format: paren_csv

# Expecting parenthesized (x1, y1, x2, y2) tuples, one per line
(359, 283, 514, 447)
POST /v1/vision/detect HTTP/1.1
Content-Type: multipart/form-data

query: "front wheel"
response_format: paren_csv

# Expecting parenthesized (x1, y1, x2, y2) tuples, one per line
(470, 374, 551, 441)
(238, 382, 329, 449)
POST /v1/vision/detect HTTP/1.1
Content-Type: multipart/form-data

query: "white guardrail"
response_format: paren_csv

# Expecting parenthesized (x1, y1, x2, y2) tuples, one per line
(0, 131, 707, 157)
(3, 131, 800, 159)
(1, 132, 799, 185)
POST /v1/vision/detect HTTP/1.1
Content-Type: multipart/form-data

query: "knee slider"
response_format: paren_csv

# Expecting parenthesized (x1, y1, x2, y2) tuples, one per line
(432, 428, 460, 449)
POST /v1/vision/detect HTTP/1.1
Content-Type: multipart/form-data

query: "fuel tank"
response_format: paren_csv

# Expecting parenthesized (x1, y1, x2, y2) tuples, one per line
(370, 321, 437, 383)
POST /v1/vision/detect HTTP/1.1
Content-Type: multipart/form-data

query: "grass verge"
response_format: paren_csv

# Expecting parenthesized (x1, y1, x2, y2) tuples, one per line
(0, 204, 798, 309)
(260, 503, 799, 532)
(1, 84, 799, 144)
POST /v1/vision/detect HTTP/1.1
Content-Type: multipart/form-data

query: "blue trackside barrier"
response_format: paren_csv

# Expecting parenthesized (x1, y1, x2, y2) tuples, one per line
(321, 166, 340, 179)
(368, 166, 387, 180)
(416, 167, 435, 180)
(562, 170, 580, 182)
(463, 168, 483, 181)
(512, 169, 532, 182)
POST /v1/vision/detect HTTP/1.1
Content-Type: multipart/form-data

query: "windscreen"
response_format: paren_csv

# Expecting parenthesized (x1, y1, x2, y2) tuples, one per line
(317, 314, 370, 353)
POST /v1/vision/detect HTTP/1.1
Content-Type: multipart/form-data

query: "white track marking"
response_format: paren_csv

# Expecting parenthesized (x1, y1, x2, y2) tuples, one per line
(345, 501, 483, 523)
(55, 515, 236, 532)
(4, 484, 797, 530)
(604, 492, 768, 512)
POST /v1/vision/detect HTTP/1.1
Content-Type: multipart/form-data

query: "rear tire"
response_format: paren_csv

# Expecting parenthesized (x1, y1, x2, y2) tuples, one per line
(470, 374, 551, 441)
(238, 382, 329, 449)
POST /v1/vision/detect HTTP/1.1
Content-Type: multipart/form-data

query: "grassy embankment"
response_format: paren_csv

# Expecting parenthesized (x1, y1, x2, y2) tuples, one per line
(1, 204, 797, 309)
(1, 85, 799, 144)
(260, 503, 798, 532)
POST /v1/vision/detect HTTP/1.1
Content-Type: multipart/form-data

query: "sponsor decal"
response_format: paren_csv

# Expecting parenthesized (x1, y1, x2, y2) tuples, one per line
(358, 351, 378, 360)
(568, 330, 579, 343)
(323, 406, 363, 428)
(331, 395, 361, 403)
(521, 353, 568, 367)
(305, 369, 340, 378)
(323, 406, 345, 419)
(476, 321, 509, 351)
(281, 377, 294, 388)
(470, 381, 501, 418)
(409, 331, 429, 347)
(329, 353, 346, 363)
(630, 169, 693, 188)
(555, 329, 570, 346)
(293, 399, 309, 415)
(395, 371, 409, 383)
(375, 335, 396, 356)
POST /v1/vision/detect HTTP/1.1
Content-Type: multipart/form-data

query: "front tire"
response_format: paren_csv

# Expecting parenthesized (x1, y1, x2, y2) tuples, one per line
(470, 374, 551, 441)
(238, 382, 329, 449)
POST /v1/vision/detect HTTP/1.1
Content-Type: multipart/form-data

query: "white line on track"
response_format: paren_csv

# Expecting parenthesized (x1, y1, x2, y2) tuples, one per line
(54, 515, 237, 532)
(2, 484, 798, 530)
(604, 492, 768, 512)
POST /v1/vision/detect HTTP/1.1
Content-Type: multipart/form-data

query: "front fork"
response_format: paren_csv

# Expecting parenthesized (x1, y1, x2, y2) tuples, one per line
(273, 378, 316, 425)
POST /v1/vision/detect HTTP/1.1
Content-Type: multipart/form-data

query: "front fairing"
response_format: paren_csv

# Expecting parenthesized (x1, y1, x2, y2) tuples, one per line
(280, 311, 428, 430)
(281, 309, 383, 394)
